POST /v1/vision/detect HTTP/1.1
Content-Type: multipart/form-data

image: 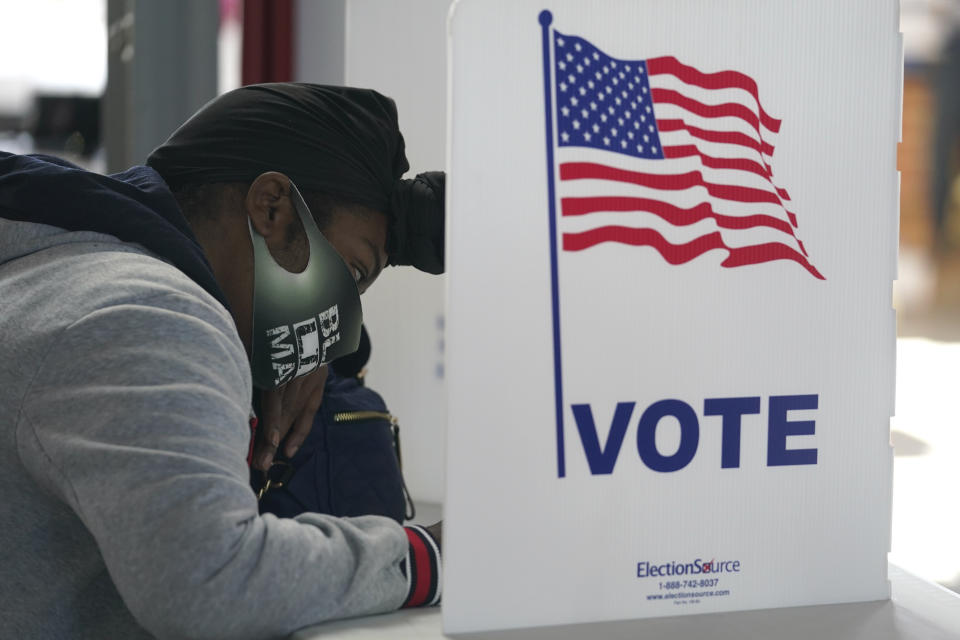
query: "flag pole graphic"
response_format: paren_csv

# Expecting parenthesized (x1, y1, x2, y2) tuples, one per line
(539, 9, 566, 478)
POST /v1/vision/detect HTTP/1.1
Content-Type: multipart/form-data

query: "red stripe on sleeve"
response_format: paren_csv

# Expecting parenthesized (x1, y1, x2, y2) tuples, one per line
(246, 416, 258, 467)
(403, 528, 433, 607)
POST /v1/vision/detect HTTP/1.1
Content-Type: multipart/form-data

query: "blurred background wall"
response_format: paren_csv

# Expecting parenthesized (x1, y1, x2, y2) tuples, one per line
(1, 0, 959, 591)
(339, 0, 451, 505)
(898, 0, 960, 329)
(294, 0, 451, 505)
(103, 0, 219, 172)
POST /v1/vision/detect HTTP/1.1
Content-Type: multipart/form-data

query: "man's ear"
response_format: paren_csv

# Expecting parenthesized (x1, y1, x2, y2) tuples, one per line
(246, 171, 309, 273)
(246, 171, 295, 240)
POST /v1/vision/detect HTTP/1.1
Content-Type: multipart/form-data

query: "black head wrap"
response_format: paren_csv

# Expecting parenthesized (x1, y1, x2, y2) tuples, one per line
(147, 83, 444, 273)
(388, 171, 444, 274)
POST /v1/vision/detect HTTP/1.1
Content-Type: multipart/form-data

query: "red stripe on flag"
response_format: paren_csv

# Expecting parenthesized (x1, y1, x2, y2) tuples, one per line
(651, 88, 768, 141)
(646, 55, 781, 133)
(560, 196, 797, 236)
(657, 119, 775, 158)
(560, 162, 787, 207)
(723, 241, 823, 278)
(564, 227, 725, 261)
(664, 144, 772, 179)
(562, 227, 823, 278)
(662, 145, 791, 201)
(404, 528, 432, 608)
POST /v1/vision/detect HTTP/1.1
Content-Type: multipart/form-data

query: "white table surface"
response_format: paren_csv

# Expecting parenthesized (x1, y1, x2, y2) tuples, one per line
(291, 563, 960, 639)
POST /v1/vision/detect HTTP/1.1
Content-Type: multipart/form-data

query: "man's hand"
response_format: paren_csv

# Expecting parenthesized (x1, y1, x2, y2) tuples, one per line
(254, 365, 329, 471)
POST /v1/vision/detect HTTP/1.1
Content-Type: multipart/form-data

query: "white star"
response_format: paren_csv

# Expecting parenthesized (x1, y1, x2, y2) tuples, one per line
(598, 92, 604, 101)
(638, 67, 644, 74)
(637, 145, 644, 152)
(557, 37, 565, 47)
(571, 97, 579, 106)
(652, 146, 657, 153)
(572, 120, 581, 130)
(576, 64, 584, 73)
(635, 75, 641, 83)
(631, 102, 637, 110)
(579, 87, 587, 96)
(603, 137, 611, 146)
(590, 101, 597, 111)
(600, 113, 608, 122)
(593, 51, 600, 60)
(606, 86, 612, 94)
(612, 77, 619, 86)
(581, 108, 588, 118)
(603, 65, 609, 74)
(622, 90, 628, 98)
(584, 57, 591, 66)
(608, 105, 615, 114)
(588, 80, 595, 89)
(643, 134, 649, 142)
(621, 139, 628, 148)
(648, 124, 654, 131)
(558, 61, 566, 71)
(559, 82, 567, 92)
(628, 131, 634, 139)
(624, 111, 631, 119)
(618, 117, 624, 125)
(642, 86, 648, 94)
(635, 121, 641, 128)
(610, 60, 617, 68)
(561, 131, 570, 142)
(628, 83, 634, 90)
(615, 97, 622, 106)
(619, 71, 625, 79)
(583, 131, 592, 141)
(595, 71, 602, 80)
(592, 123, 600, 133)
(575, 42, 582, 51)
(640, 115, 646, 122)
(610, 127, 618, 136)
(565, 54, 573, 63)
(625, 64, 631, 71)
(568, 74, 576, 83)
(646, 105, 652, 113)
(561, 106, 570, 116)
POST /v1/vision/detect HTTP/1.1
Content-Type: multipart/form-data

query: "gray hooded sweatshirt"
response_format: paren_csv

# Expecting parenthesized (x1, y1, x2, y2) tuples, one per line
(0, 155, 439, 639)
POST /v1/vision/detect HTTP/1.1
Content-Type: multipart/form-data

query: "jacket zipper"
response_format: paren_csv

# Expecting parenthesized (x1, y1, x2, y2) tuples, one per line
(332, 411, 403, 470)
(333, 410, 395, 423)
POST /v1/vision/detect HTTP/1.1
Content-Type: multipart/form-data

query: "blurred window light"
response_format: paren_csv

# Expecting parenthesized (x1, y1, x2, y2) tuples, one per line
(0, 0, 106, 102)
(0, 0, 106, 165)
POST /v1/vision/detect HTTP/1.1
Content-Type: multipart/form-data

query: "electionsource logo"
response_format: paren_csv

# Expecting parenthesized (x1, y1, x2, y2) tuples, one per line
(637, 558, 741, 578)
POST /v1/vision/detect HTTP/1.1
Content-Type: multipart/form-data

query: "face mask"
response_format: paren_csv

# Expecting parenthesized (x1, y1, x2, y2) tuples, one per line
(248, 181, 362, 389)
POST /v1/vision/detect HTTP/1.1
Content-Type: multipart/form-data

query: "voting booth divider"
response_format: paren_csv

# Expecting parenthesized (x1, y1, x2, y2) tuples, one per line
(443, 0, 902, 633)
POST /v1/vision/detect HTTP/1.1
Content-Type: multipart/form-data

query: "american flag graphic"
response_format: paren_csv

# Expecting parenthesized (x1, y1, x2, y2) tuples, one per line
(548, 29, 824, 279)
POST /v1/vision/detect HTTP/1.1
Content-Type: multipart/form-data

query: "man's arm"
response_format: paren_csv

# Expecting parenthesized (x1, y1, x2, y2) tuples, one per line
(16, 289, 438, 639)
